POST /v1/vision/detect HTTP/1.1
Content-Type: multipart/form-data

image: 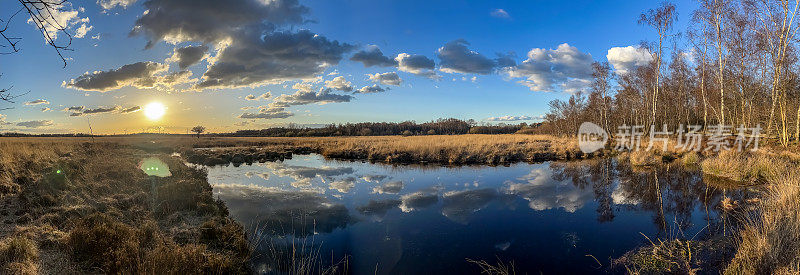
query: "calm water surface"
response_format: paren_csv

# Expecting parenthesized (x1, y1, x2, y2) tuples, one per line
(202, 154, 738, 274)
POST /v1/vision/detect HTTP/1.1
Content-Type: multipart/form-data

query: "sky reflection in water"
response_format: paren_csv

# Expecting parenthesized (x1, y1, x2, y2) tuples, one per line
(204, 154, 736, 274)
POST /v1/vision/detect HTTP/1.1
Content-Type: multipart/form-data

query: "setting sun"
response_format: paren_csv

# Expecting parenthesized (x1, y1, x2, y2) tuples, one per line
(143, 102, 166, 121)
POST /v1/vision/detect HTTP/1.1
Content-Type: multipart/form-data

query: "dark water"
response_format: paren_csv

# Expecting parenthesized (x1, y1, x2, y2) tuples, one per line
(202, 154, 741, 274)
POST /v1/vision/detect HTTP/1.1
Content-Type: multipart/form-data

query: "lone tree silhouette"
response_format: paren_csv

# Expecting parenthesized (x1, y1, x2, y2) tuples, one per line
(191, 126, 206, 138)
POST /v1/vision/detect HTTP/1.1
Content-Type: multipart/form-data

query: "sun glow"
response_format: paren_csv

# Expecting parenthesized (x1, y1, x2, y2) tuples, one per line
(143, 102, 166, 121)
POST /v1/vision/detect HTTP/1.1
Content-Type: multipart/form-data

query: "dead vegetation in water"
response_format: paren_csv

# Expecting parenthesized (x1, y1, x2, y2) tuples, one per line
(467, 257, 517, 275)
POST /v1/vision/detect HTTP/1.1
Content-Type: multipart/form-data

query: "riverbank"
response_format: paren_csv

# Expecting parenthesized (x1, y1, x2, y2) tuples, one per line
(0, 138, 250, 273)
(176, 134, 590, 165)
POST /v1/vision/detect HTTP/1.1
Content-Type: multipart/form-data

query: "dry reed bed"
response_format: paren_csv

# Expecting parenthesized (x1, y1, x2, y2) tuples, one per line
(180, 134, 588, 165)
(701, 150, 800, 274)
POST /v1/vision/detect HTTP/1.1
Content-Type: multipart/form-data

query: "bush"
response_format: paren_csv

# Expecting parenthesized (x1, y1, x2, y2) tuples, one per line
(401, 130, 413, 136)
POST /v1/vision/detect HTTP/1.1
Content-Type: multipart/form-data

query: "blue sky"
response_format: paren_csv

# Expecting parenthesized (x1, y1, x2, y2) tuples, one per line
(0, 0, 697, 134)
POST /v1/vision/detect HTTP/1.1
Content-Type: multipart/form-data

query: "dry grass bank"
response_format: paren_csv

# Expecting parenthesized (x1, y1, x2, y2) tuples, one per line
(175, 134, 587, 165)
(0, 138, 250, 273)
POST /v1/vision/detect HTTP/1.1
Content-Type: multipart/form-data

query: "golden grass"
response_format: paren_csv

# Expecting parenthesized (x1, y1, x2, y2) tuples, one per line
(700, 150, 779, 184)
(0, 137, 251, 274)
(177, 134, 585, 164)
(724, 158, 800, 274)
(0, 236, 39, 274)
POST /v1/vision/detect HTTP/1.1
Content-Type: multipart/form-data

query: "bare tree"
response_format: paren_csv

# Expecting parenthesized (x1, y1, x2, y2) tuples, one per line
(1, 0, 74, 67)
(639, 1, 678, 127)
(747, 0, 800, 146)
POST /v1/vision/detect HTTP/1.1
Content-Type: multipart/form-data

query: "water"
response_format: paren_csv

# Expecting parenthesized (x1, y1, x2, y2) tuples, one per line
(202, 154, 741, 274)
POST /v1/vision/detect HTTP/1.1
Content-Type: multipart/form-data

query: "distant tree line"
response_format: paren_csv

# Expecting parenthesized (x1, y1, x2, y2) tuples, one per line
(220, 118, 537, 137)
(536, 0, 800, 147)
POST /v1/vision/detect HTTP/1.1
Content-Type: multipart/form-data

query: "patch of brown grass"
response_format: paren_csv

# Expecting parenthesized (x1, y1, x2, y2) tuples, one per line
(725, 169, 800, 274)
(178, 134, 584, 165)
(0, 236, 39, 274)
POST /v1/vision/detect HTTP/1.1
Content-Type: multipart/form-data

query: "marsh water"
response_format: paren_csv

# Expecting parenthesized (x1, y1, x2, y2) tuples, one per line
(201, 153, 744, 274)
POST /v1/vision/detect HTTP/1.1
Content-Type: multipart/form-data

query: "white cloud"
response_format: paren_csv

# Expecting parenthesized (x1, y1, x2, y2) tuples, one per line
(74, 23, 93, 38)
(27, 1, 91, 41)
(98, 0, 138, 10)
(367, 72, 402, 86)
(245, 92, 272, 101)
(487, 115, 538, 121)
(395, 53, 437, 78)
(324, 76, 353, 92)
(506, 43, 593, 93)
(490, 9, 510, 18)
(606, 46, 653, 75)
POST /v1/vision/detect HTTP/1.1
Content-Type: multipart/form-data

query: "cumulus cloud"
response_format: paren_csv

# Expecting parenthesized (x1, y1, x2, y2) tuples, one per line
(490, 9, 510, 18)
(506, 43, 593, 93)
(63, 62, 194, 92)
(74, 23, 93, 38)
(355, 84, 387, 94)
(238, 107, 293, 119)
(350, 45, 397, 67)
(0, 114, 9, 125)
(324, 76, 353, 92)
(16, 120, 54, 128)
(131, 0, 309, 47)
(607, 45, 653, 75)
(28, 1, 90, 41)
(196, 29, 354, 89)
(437, 39, 514, 74)
(487, 115, 536, 121)
(24, 99, 49, 105)
(367, 72, 402, 86)
(271, 83, 354, 106)
(98, 0, 138, 10)
(395, 53, 437, 78)
(169, 45, 209, 69)
(245, 92, 272, 101)
(66, 106, 84, 112)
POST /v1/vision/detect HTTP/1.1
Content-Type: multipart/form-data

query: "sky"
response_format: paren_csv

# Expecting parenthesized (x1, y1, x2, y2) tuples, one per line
(0, 0, 698, 134)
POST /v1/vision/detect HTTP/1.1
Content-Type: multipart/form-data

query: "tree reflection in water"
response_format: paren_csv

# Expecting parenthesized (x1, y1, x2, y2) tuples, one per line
(550, 158, 746, 238)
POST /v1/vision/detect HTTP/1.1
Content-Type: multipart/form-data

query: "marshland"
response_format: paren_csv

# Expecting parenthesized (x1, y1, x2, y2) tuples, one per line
(5, 0, 800, 274)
